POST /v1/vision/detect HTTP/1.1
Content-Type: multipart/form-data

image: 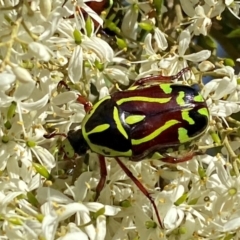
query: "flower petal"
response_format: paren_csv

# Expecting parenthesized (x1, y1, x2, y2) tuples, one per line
(68, 46, 83, 84)
(184, 50, 211, 62)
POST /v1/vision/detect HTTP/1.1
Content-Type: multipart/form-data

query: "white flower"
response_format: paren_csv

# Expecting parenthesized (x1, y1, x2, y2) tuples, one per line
(37, 185, 121, 240)
(0, 71, 16, 91)
(203, 66, 237, 100)
(190, 5, 212, 36)
(180, 0, 226, 19)
(159, 30, 211, 74)
(138, 28, 168, 77)
(202, 66, 240, 117)
(11, 66, 34, 83)
(120, 0, 152, 39)
(134, 204, 166, 240)
(28, 42, 53, 61)
(121, 1, 139, 39)
(156, 184, 205, 230)
(206, 160, 240, 218)
(39, 7, 68, 41)
(62, 0, 104, 27)
(153, 27, 168, 51)
(39, 0, 52, 19)
(226, 1, 240, 20)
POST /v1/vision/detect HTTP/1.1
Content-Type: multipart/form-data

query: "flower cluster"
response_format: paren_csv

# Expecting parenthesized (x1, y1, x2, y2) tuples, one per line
(0, 0, 240, 239)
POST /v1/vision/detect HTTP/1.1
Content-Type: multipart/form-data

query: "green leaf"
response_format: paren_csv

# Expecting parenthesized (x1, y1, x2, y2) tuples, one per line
(120, 200, 131, 208)
(116, 37, 127, 49)
(152, 0, 163, 15)
(204, 35, 217, 49)
(27, 191, 39, 207)
(224, 58, 235, 67)
(4, 121, 11, 130)
(138, 22, 154, 31)
(198, 167, 206, 179)
(227, 29, 240, 38)
(145, 221, 157, 229)
(175, 193, 188, 206)
(26, 140, 36, 148)
(2, 135, 9, 143)
(33, 163, 51, 179)
(85, 16, 93, 37)
(73, 29, 82, 44)
(7, 101, 17, 120)
(93, 207, 105, 219)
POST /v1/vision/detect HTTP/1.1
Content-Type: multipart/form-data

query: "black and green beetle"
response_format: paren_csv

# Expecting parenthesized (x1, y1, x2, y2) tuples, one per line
(67, 69, 209, 162)
(45, 68, 209, 228)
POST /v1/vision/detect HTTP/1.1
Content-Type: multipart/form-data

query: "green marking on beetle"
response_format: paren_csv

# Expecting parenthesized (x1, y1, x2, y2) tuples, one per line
(176, 91, 185, 105)
(91, 96, 111, 112)
(127, 85, 139, 91)
(198, 108, 209, 118)
(91, 144, 132, 157)
(113, 107, 128, 139)
(117, 96, 171, 105)
(82, 96, 111, 145)
(194, 95, 204, 102)
(132, 119, 180, 145)
(88, 124, 110, 135)
(125, 115, 146, 125)
(159, 84, 172, 94)
(182, 110, 195, 125)
(178, 127, 189, 143)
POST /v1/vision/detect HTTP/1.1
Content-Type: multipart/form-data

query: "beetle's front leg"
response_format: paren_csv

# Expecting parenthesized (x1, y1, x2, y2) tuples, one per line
(95, 155, 108, 201)
(57, 80, 92, 113)
(76, 95, 93, 113)
(133, 67, 190, 86)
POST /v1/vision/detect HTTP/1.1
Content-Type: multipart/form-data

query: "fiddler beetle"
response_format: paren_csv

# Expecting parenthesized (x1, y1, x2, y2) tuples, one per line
(45, 68, 209, 228)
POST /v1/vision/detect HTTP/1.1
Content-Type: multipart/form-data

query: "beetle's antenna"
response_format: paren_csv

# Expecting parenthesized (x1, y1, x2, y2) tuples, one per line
(44, 132, 67, 139)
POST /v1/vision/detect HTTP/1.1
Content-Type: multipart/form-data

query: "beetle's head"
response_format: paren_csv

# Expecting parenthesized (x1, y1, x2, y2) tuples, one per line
(67, 129, 89, 156)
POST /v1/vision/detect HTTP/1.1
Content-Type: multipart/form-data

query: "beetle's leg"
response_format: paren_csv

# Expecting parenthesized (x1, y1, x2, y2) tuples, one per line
(133, 67, 190, 86)
(115, 157, 164, 228)
(57, 81, 92, 113)
(95, 155, 108, 201)
(43, 132, 67, 139)
(62, 0, 68, 7)
(62, 0, 110, 24)
(160, 151, 203, 164)
(76, 95, 93, 113)
(57, 81, 71, 91)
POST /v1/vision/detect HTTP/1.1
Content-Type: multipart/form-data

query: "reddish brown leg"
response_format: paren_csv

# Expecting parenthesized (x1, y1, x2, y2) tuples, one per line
(62, 0, 68, 7)
(95, 155, 108, 201)
(57, 80, 71, 91)
(133, 67, 190, 86)
(115, 157, 164, 228)
(76, 95, 92, 113)
(57, 81, 92, 113)
(160, 151, 203, 164)
(43, 132, 67, 139)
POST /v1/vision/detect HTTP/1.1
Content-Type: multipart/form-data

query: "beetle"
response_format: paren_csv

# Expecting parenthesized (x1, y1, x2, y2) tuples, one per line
(45, 68, 209, 228)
